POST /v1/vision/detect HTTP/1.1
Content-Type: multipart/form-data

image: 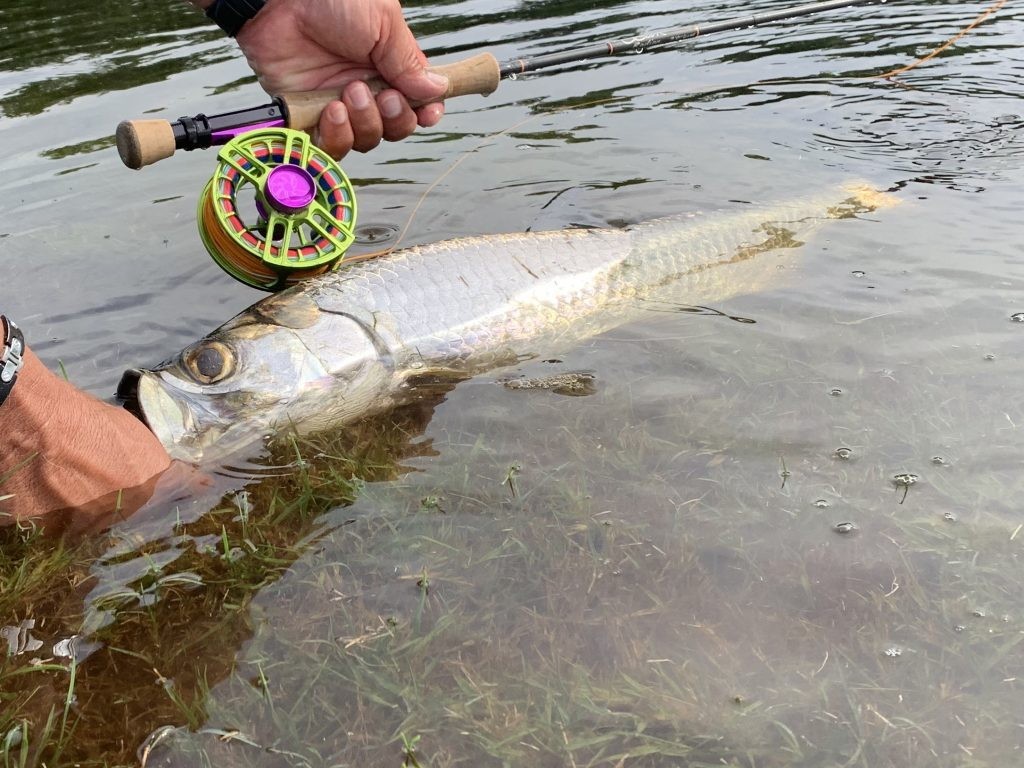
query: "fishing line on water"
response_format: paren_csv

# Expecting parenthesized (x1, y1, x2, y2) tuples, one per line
(871, 0, 1008, 80)
(343, 102, 634, 262)
(378, 0, 1006, 253)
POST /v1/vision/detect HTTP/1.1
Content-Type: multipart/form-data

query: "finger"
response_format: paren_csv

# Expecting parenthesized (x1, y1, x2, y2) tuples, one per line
(313, 101, 355, 160)
(373, 4, 449, 102)
(416, 102, 445, 129)
(342, 81, 384, 153)
(377, 89, 418, 143)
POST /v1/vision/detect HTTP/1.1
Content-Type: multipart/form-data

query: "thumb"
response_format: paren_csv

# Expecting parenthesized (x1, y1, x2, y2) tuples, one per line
(372, 9, 448, 102)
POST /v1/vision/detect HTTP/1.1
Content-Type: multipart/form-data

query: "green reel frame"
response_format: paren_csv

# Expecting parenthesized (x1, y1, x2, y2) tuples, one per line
(198, 128, 357, 290)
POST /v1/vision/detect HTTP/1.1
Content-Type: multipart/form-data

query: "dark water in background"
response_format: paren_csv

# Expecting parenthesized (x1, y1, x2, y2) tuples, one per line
(3, 0, 1024, 765)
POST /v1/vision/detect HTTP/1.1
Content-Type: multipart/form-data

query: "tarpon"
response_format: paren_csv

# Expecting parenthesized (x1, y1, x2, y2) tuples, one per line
(120, 184, 895, 463)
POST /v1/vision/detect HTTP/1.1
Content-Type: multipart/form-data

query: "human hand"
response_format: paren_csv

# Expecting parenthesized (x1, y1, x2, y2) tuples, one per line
(235, 0, 447, 159)
(0, 349, 171, 525)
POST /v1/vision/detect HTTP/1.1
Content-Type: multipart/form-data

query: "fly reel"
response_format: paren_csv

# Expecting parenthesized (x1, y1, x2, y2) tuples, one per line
(197, 128, 357, 291)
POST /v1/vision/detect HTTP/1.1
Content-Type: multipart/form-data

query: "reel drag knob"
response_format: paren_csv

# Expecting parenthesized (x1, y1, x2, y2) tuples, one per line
(265, 164, 317, 214)
(198, 128, 357, 291)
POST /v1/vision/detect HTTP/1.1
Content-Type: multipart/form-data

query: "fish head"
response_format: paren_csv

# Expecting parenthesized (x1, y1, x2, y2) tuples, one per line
(119, 293, 393, 463)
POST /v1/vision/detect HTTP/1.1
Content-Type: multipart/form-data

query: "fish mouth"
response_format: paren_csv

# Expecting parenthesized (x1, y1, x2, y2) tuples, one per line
(117, 368, 201, 462)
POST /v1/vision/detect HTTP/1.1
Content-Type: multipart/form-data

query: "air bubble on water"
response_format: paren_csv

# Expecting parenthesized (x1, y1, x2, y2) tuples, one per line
(354, 224, 399, 245)
(851, 270, 866, 278)
(984, 353, 995, 361)
(828, 387, 843, 396)
(892, 472, 918, 487)
(931, 456, 946, 465)
(971, 609, 986, 618)
(813, 499, 830, 508)
(943, 511, 957, 522)
(953, 624, 966, 632)
(508, 72, 518, 81)
(883, 646, 902, 657)
(1011, 312, 1024, 322)
(834, 447, 853, 460)
(834, 521, 857, 535)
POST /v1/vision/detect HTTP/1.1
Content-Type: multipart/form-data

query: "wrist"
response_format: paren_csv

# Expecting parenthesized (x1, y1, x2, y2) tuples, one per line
(2, 347, 58, 442)
(1, 350, 70, 516)
(2, 350, 91, 479)
(0, 349, 171, 524)
(0, 316, 25, 410)
(205, 0, 267, 37)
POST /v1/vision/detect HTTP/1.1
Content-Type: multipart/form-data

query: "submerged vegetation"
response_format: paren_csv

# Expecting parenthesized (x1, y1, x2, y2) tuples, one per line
(3, 340, 1023, 767)
(0, 399, 431, 767)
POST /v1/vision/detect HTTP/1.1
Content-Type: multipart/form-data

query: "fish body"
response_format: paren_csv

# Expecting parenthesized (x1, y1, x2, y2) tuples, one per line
(122, 185, 890, 462)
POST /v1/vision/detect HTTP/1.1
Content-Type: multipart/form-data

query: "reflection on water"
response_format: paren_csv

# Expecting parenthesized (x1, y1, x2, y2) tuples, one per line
(0, 0, 219, 118)
(2, 0, 1024, 765)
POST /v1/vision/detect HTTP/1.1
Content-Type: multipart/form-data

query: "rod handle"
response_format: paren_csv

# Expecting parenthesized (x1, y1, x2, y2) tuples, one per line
(116, 119, 177, 170)
(280, 52, 500, 132)
(115, 53, 499, 169)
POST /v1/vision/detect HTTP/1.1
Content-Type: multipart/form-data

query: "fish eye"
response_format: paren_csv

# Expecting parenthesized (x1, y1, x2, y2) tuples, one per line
(184, 341, 235, 384)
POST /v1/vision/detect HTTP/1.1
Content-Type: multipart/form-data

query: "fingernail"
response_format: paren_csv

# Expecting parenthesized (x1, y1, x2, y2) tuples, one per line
(379, 92, 402, 119)
(426, 72, 449, 90)
(348, 82, 372, 110)
(419, 102, 444, 127)
(326, 101, 347, 125)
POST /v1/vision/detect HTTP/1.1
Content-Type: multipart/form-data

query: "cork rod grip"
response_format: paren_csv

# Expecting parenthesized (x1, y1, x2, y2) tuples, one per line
(281, 52, 500, 133)
(116, 119, 177, 170)
(115, 53, 500, 169)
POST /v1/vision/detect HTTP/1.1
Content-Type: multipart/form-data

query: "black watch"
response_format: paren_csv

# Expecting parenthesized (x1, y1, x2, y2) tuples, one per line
(0, 316, 25, 409)
(206, 0, 267, 37)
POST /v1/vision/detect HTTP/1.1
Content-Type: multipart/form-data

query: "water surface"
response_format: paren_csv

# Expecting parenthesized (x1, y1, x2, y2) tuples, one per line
(2, 0, 1023, 765)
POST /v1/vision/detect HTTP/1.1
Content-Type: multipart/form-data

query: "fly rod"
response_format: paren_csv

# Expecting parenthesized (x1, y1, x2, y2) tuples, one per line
(117, 0, 876, 169)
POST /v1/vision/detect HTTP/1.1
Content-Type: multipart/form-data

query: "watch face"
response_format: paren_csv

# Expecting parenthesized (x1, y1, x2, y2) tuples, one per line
(1, 318, 24, 385)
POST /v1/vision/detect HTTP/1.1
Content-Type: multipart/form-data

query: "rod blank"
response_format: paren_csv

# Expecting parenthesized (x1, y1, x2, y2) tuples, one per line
(117, 0, 877, 169)
(499, 0, 876, 76)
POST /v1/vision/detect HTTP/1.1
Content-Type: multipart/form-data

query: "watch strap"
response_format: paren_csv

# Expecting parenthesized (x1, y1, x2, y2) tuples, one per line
(205, 0, 267, 37)
(0, 316, 25, 409)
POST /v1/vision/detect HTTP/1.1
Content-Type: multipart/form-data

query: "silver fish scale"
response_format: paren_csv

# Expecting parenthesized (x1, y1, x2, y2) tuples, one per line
(309, 228, 630, 370)
(304, 194, 844, 371)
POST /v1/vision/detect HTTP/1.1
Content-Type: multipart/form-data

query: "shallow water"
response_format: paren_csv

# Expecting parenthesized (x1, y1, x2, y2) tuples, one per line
(2, 0, 1024, 765)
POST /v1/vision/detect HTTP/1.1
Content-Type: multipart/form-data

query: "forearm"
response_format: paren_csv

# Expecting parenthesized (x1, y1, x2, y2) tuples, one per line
(0, 349, 171, 524)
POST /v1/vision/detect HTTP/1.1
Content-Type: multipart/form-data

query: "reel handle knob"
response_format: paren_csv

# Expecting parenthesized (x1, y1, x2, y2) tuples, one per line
(280, 52, 501, 132)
